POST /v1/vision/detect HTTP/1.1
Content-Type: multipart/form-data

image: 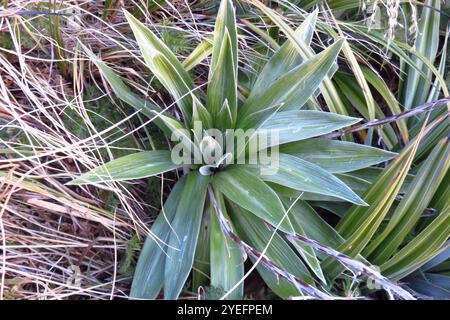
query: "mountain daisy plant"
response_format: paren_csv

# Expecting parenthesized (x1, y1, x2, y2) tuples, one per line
(70, 0, 402, 299)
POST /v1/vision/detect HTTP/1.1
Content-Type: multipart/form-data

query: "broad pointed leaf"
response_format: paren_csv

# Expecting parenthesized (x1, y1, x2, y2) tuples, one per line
(250, 0, 350, 118)
(251, 10, 318, 97)
(280, 139, 396, 173)
(210, 190, 244, 299)
(212, 166, 295, 234)
(229, 203, 314, 299)
(208, 0, 237, 126)
(207, 31, 237, 127)
(130, 176, 186, 299)
(124, 10, 195, 122)
(164, 172, 210, 299)
(239, 40, 344, 128)
(245, 153, 366, 205)
(256, 110, 360, 148)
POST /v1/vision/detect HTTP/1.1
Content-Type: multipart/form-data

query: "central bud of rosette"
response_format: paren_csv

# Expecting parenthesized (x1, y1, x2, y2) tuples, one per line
(170, 121, 280, 176)
(198, 135, 232, 175)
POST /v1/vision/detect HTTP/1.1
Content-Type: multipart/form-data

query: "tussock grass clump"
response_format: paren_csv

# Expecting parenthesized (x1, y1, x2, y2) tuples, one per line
(0, 0, 449, 300)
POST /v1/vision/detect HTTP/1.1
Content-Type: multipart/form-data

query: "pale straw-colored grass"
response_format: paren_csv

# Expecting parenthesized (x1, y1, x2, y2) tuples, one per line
(0, 0, 166, 299)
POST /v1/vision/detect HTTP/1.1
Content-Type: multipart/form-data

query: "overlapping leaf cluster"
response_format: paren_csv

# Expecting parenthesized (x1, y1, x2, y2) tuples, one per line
(72, 0, 449, 299)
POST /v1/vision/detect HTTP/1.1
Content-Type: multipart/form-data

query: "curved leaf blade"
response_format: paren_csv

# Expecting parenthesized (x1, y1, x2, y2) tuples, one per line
(402, 0, 441, 109)
(80, 43, 173, 135)
(365, 137, 450, 264)
(207, 30, 237, 127)
(124, 10, 195, 122)
(322, 128, 425, 279)
(182, 38, 213, 71)
(381, 206, 450, 280)
(251, 10, 318, 98)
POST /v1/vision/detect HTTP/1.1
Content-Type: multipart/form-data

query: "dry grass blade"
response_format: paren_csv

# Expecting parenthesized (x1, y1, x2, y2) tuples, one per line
(0, 3, 168, 299)
(324, 97, 450, 139)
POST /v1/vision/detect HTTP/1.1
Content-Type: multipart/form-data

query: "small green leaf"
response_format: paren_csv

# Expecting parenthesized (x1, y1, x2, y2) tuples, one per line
(192, 95, 213, 129)
(68, 150, 180, 185)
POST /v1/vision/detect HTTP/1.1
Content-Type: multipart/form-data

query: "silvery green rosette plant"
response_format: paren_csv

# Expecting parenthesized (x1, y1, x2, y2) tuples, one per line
(70, 0, 400, 299)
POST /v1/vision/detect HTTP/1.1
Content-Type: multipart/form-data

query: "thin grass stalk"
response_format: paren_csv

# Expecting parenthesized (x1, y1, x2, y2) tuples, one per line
(324, 97, 450, 139)
(284, 233, 415, 300)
